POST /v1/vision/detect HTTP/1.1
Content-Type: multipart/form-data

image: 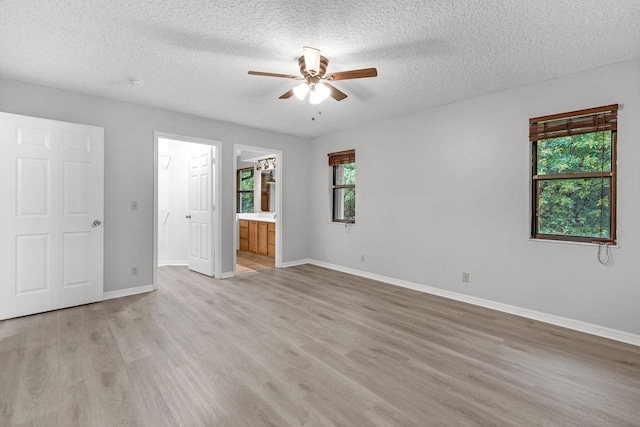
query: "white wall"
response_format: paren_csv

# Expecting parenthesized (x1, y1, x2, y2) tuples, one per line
(2, 60, 638, 337)
(158, 139, 190, 265)
(308, 59, 640, 336)
(0, 78, 310, 292)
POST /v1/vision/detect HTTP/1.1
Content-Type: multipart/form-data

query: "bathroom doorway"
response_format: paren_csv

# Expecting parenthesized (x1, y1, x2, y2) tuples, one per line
(233, 145, 283, 274)
(153, 133, 221, 287)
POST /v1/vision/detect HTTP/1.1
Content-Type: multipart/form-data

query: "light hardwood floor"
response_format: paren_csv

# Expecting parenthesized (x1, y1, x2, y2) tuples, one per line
(1, 264, 639, 426)
(236, 250, 275, 274)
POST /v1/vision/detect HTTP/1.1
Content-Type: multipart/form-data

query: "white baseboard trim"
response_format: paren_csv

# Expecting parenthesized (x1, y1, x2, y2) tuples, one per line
(158, 261, 188, 267)
(219, 271, 234, 279)
(304, 259, 640, 348)
(282, 259, 312, 268)
(103, 284, 154, 301)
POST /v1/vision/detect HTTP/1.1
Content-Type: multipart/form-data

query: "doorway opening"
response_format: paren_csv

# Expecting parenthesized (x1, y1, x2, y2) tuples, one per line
(234, 145, 283, 274)
(153, 133, 221, 288)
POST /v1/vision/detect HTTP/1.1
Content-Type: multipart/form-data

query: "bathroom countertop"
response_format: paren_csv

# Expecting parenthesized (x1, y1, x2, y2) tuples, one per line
(237, 213, 276, 223)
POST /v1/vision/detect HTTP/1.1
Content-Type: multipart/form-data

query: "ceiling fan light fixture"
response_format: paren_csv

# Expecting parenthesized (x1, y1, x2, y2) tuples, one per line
(303, 46, 321, 76)
(293, 83, 309, 100)
(309, 83, 330, 104)
(247, 46, 377, 103)
(309, 90, 322, 105)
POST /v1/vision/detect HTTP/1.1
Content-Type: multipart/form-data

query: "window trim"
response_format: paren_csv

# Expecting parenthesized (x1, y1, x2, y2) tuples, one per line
(332, 165, 356, 223)
(530, 124, 617, 245)
(236, 167, 254, 213)
(328, 149, 356, 224)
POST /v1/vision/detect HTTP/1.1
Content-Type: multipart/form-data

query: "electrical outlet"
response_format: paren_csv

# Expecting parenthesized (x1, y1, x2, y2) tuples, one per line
(131, 201, 138, 211)
(360, 255, 365, 262)
(131, 267, 138, 276)
(462, 272, 470, 283)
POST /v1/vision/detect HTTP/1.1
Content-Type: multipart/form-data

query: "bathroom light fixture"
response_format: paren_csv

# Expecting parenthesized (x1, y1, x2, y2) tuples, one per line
(255, 157, 276, 171)
(264, 171, 276, 184)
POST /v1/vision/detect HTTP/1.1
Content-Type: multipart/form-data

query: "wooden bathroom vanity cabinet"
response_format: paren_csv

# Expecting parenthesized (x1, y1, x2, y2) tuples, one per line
(239, 219, 275, 258)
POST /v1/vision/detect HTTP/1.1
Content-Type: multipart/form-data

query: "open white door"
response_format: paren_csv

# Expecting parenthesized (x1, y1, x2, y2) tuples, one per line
(0, 113, 104, 320)
(187, 144, 214, 276)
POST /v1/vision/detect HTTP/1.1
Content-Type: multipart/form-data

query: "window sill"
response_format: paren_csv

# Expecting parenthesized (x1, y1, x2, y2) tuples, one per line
(528, 238, 619, 249)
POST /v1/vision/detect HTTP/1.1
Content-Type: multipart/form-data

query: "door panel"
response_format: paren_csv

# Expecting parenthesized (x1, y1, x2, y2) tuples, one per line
(63, 161, 91, 215)
(17, 126, 50, 148)
(187, 144, 214, 276)
(16, 234, 49, 294)
(200, 223, 209, 261)
(63, 232, 91, 287)
(17, 158, 49, 216)
(249, 221, 258, 253)
(0, 112, 104, 320)
(200, 174, 208, 210)
(268, 222, 276, 258)
(257, 222, 268, 256)
(63, 132, 91, 152)
(190, 222, 199, 257)
(239, 219, 249, 251)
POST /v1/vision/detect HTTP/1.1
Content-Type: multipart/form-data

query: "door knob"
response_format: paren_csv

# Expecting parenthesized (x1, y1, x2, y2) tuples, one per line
(92, 220, 102, 227)
(185, 215, 192, 219)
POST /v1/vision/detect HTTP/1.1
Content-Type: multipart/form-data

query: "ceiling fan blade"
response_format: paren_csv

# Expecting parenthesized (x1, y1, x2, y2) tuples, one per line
(324, 83, 347, 101)
(279, 89, 295, 99)
(326, 68, 378, 81)
(248, 71, 301, 79)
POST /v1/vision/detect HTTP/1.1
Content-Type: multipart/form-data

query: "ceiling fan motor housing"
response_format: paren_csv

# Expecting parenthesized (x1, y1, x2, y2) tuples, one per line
(299, 55, 329, 78)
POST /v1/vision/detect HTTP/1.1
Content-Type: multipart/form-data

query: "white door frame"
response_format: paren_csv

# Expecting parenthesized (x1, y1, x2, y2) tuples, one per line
(153, 132, 221, 288)
(233, 144, 283, 274)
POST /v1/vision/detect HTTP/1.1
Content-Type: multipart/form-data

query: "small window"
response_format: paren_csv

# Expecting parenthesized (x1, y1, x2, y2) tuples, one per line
(328, 150, 355, 223)
(530, 105, 617, 243)
(237, 167, 254, 213)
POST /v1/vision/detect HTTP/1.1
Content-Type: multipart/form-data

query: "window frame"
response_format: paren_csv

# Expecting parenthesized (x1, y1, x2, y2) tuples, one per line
(236, 167, 254, 213)
(328, 149, 356, 224)
(530, 107, 617, 244)
(332, 162, 356, 223)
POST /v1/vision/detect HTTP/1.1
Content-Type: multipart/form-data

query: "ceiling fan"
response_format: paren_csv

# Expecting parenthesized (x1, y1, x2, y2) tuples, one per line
(248, 47, 378, 104)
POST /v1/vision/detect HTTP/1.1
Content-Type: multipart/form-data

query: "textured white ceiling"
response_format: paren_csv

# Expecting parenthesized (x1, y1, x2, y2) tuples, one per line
(1, 1, 639, 138)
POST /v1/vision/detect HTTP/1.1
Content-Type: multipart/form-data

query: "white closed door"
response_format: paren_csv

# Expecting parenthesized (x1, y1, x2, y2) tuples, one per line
(187, 144, 214, 276)
(0, 113, 104, 320)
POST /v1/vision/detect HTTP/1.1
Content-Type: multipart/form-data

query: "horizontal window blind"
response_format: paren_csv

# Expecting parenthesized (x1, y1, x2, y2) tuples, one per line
(328, 149, 355, 166)
(529, 104, 618, 142)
